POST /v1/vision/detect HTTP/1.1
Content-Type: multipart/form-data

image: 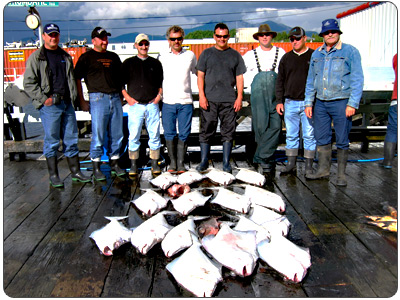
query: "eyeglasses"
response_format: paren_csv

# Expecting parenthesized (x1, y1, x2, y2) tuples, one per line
(215, 34, 229, 39)
(169, 37, 183, 41)
(138, 41, 149, 47)
(289, 36, 303, 42)
(258, 33, 273, 38)
(322, 30, 340, 36)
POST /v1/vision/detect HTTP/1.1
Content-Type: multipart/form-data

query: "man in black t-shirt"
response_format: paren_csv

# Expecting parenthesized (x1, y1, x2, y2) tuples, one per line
(275, 27, 316, 176)
(121, 33, 163, 176)
(75, 27, 125, 180)
(23, 23, 91, 187)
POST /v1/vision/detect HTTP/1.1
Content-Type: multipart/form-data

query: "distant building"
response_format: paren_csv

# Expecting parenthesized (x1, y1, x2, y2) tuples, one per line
(235, 28, 258, 43)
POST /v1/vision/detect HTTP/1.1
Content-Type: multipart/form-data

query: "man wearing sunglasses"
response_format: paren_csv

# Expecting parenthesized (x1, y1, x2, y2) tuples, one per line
(121, 33, 164, 176)
(196, 23, 246, 173)
(159, 25, 197, 174)
(304, 19, 364, 186)
(24, 23, 91, 187)
(75, 27, 126, 180)
(243, 24, 286, 175)
(275, 27, 316, 176)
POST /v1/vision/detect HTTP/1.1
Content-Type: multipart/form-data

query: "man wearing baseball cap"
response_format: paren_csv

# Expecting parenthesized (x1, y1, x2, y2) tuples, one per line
(121, 33, 164, 176)
(304, 19, 364, 186)
(24, 23, 91, 187)
(242, 24, 286, 175)
(275, 26, 316, 176)
(75, 26, 126, 180)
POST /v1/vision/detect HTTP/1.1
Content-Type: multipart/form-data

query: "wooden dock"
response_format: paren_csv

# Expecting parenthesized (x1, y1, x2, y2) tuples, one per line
(3, 142, 397, 297)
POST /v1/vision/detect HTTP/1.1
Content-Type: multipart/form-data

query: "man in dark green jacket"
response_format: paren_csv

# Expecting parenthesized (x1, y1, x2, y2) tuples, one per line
(24, 23, 91, 187)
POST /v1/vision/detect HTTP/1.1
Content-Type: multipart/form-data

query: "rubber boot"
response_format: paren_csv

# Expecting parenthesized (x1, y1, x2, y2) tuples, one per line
(304, 149, 315, 177)
(336, 149, 348, 186)
(177, 139, 187, 174)
(166, 139, 177, 173)
(67, 155, 91, 182)
(92, 160, 106, 181)
(380, 141, 397, 169)
(196, 143, 210, 172)
(305, 144, 331, 180)
(150, 149, 161, 176)
(129, 150, 139, 176)
(110, 159, 126, 177)
(281, 148, 298, 174)
(46, 156, 64, 188)
(222, 141, 233, 173)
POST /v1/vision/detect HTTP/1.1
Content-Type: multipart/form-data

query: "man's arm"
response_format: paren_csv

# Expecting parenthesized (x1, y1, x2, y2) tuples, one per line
(23, 56, 50, 107)
(234, 74, 244, 112)
(197, 70, 208, 110)
(122, 89, 137, 106)
(76, 79, 89, 111)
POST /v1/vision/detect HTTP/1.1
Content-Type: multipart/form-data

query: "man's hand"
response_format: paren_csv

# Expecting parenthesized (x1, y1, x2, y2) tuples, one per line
(199, 95, 209, 110)
(305, 106, 313, 118)
(234, 98, 242, 112)
(276, 104, 284, 116)
(80, 100, 90, 111)
(346, 106, 356, 118)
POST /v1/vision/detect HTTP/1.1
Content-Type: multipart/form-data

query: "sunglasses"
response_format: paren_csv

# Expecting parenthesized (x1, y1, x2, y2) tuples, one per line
(138, 41, 149, 46)
(258, 33, 273, 38)
(215, 34, 229, 39)
(169, 37, 183, 41)
(289, 36, 303, 42)
(323, 30, 340, 36)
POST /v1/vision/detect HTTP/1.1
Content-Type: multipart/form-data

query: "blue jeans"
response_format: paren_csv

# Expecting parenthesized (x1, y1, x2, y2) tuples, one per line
(284, 99, 316, 151)
(127, 103, 161, 151)
(162, 103, 193, 141)
(314, 99, 352, 149)
(385, 104, 397, 143)
(39, 101, 79, 158)
(89, 92, 123, 160)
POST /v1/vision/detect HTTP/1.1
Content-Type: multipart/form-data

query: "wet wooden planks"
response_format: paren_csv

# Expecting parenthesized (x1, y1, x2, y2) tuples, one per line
(2, 143, 398, 297)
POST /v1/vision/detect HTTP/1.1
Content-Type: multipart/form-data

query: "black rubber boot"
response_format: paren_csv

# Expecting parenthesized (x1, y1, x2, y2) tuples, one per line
(336, 148, 348, 187)
(150, 149, 161, 176)
(110, 159, 126, 177)
(177, 139, 187, 174)
(222, 141, 233, 173)
(380, 141, 397, 169)
(166, 139, 177, 173)
(196, 143, 210, 172)
(129, 150, 139, 176)
(92, 161, 106, 181)
(281, 157, 297, 174)
(67, 155, 91, 182)
(305, 144, 331, 180)
(305, 158, 314, 177)
(46, 156, 64, 188)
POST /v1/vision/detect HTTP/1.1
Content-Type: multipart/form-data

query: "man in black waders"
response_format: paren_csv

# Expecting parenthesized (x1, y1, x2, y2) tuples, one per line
(243, 24, 286, 175)
(24, 23, 91, 187)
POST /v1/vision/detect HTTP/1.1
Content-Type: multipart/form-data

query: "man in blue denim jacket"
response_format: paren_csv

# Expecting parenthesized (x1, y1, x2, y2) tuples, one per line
(304, 19, 364, 186)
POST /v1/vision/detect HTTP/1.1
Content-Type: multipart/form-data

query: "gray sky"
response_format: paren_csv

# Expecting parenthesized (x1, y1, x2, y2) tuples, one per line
(3, 1, 365, 41)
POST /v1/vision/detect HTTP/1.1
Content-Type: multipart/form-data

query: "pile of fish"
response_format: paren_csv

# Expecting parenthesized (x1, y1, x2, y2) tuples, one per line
(90, 168, 311, 297)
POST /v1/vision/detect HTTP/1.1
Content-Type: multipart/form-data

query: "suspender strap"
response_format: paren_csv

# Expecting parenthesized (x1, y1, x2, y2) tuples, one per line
(253, 47, 280, 73)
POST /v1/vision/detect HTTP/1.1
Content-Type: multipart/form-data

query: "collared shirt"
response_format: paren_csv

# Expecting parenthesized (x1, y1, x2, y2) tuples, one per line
(293, 47, 310, 56)
(304, 40, 364, 109)
(159, 49, 197, 105)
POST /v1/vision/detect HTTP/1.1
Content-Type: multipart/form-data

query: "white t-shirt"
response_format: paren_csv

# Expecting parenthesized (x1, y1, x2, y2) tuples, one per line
(242, 45, 286, 92)
(159, 49, 197, 105)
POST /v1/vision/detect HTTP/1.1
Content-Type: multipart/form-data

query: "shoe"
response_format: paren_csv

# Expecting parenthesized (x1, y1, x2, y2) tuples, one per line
(46, 156, 64, 188)
(92, 160, 106, 181)
(67, 155, 91, 182)
(305, 144, 331, 180)
(222, 141, 232, 173)
(281, 156, 297, 174)
(196, 143, 210, 172)
(177, 139, 187, 174)
(110, 159, 126, 177)
(166, 139, 177, 173)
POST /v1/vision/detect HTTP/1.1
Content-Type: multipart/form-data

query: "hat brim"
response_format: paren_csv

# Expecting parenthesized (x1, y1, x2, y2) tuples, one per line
(45, 30, 60, 34)
(253, 32, 277, 40)
(319, 30, 342, 37)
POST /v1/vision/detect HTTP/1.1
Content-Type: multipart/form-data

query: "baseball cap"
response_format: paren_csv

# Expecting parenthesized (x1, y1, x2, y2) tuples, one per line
(135, 33, 150, 44)
(43, 23, 60, 35)
(91, 27, 111, 39)
(288, 26, 305, 38)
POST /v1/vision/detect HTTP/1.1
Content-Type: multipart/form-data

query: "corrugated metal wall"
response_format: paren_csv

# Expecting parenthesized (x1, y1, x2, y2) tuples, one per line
(339, 2, 397, 67)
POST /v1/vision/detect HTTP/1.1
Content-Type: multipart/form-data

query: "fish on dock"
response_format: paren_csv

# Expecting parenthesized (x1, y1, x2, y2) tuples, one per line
(197, 216, 221, 238)
(248, 204, 291, 236)
(170, 190, 212, 216)
(167, 183, 191, 198)
(131, 189, 169, 216)
(201, 223, 258, 277)
(89, 216, 132, 256)
(150, 172, 177, 190)
(235, 168, 266, 186)
(177, 169, 205, 185)
(205, 168, 235, 186)
(244, 185, 286, 213)
(210, 187, 251, 214)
